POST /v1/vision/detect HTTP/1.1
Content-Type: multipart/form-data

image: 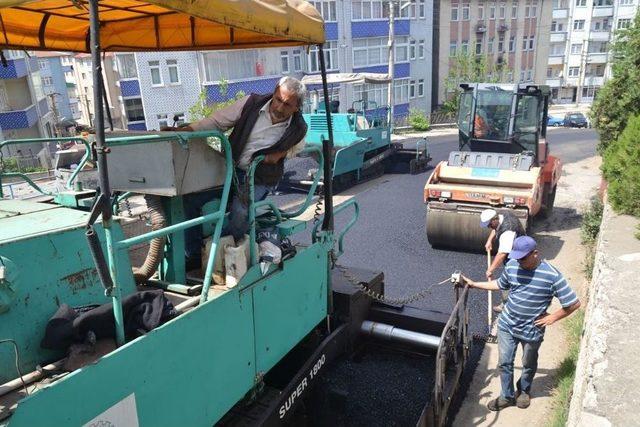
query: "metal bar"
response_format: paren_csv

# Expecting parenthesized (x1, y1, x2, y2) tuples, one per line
(104, 130, 221, 146)
(0, 172, 52, 196)
(360, 320, 441, 351)
(318, 45, 334, 232)
(281, 146, 324, 219)
(312, 198, 359, 255)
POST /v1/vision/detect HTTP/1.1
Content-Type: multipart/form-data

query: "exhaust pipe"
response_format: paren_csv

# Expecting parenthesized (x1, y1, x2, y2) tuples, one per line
(360, 320, 441, 351)
(132, 195, 167, 284)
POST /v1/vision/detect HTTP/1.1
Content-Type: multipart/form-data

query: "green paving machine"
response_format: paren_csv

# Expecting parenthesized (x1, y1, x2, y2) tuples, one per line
(0, 1, 469, 426)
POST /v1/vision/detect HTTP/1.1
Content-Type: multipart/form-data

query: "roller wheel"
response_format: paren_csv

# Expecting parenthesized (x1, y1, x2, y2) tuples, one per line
(426, 206, 491, 253)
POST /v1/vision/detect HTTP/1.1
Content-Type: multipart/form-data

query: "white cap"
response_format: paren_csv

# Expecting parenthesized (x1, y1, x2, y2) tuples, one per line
(480, 209, 498, 227)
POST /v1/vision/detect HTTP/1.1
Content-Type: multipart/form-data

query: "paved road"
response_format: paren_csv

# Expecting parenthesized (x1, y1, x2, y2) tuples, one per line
(281, 127, 598, 423)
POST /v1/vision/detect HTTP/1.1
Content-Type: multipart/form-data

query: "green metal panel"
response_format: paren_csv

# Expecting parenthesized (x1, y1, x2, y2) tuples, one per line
(251, 242, 328, 373)
(7, 288, 256, 427)
(0, 212, 135, 382)
(161, 197, 186, 284)
(333, 139, 367, 176)
(0, 200, 58, 219)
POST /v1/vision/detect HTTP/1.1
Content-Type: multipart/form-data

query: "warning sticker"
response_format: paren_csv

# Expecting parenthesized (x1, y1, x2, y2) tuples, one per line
(84, 393, 139, 427)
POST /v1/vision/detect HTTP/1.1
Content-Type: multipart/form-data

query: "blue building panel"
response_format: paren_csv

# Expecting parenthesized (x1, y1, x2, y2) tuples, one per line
(0, 104, 39, 129)
(394, 103, 409, 116)
(353, 63, 410, 78)
(38, 98, 49, 115)
(205, 77, 280, 102)
(325, 23, 339, 40)
(0, 59, 29, 79)
(351, 19, 410, 38)
(120, 79, 141, 97)
(127, 122, 147, 131)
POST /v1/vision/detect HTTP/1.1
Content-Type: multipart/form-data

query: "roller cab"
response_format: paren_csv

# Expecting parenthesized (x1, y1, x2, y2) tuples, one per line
(424, 84, 562, 251)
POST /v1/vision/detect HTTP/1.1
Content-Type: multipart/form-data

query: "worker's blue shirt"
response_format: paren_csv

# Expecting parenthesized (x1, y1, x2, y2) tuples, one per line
(497, 259, 579, 342)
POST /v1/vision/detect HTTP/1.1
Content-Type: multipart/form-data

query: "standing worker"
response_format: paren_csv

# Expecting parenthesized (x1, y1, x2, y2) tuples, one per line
(462, 236, 581, 411)
(480, 208, 526, 312)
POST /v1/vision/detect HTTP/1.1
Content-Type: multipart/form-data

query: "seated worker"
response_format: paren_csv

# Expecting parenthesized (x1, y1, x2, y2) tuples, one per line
(473, 108, 492, 139)
(166, 76, 308, 270)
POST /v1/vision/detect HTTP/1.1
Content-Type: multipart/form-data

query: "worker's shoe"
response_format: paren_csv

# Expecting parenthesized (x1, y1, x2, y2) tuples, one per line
(515, 391, 531, 409)
(487, 397, 515, 411)
(492, 304, 504, 313)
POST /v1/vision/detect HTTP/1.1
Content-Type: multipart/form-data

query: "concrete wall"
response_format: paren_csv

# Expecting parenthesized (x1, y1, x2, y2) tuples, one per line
(568, 199, 640, 426)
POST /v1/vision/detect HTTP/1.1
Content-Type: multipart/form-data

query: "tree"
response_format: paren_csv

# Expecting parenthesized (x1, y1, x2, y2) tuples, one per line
(442, 53, 510, 113)
(188, 79, 245, 122)
(590, 14, 640, 153)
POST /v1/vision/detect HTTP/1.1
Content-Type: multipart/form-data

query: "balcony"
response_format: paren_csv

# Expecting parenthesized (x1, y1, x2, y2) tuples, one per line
(592, 6, 613, 17)
(498, 23, 509, 32)
(584, 76, 605, 86)
(476, 22, 487, 33)
(0, 104, 39, 130)
(589, 31, 610, 41)
(552, 8, 569, 19)
(546, 78, 562, 87)
(0, 58, 29, 80)
(548, 55, 565, 65)
(550, 32, 567, 42)
(587, 52, 608, 63)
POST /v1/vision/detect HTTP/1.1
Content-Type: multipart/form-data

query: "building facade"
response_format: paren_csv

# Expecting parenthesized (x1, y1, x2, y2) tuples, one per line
(113, 0, 434, 131)
(435, 0, 552, 106)
(546, 0, 639, 104)
(35, 52, 81, 129)
(0, 50, 54, 160)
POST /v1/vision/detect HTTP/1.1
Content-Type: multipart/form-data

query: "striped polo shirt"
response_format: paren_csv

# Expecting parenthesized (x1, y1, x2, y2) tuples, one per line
(497, 259, 579, 342)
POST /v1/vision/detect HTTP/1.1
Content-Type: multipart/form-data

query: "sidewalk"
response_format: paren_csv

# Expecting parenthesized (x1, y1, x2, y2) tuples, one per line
(452, 155, 602, 426)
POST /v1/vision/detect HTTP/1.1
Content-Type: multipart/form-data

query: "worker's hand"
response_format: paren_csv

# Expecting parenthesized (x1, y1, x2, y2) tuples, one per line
(460, 275, 475, 288)
(534, 312, 556, 327)
(263, 151, 287, 164)
(485, 269, 494, 280)
(160, 125, 194, 132)
(485, 242, 493, 253)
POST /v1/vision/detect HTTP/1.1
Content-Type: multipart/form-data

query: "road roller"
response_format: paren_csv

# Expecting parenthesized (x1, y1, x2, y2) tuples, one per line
(424, 83, 562, 251)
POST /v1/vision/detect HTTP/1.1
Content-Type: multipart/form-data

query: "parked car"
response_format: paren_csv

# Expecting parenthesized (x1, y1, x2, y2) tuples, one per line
(547, 115, 564, 127)
(564, 112, 589, 128)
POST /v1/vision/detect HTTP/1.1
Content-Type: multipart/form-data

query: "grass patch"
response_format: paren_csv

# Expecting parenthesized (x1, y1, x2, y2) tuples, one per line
(547, 309, 585, 427)
(580, 197, 604, 280)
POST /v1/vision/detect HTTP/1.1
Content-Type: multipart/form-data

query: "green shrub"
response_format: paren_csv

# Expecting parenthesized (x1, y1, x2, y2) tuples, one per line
(408, 109, 430, 131)
(601, 114, 640, 218)
(580, 197, 604, 245)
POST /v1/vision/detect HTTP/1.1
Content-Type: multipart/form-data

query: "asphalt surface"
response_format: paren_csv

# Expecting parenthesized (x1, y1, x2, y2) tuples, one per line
(277, 127, 599, 425)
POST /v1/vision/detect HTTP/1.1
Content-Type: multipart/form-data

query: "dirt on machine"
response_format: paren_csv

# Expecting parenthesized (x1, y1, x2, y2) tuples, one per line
(424, 83, 562, 251)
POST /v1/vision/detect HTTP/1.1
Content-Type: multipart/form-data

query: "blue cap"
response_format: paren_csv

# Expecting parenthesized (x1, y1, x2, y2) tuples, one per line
(509, 236, 537, 260)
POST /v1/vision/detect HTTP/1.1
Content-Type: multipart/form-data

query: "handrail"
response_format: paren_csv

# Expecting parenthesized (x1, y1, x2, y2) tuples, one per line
(280, 146, 324, 218)
(311, 198, 359, 257)
(0, 137, 91, 198)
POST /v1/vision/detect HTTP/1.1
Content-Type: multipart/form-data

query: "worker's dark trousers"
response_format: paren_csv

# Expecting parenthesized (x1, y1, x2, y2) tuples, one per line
(497, 328, 543, 399)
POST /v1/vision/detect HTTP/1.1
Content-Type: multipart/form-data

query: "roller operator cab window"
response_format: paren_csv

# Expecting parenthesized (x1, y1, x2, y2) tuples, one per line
(513, 95, 540, 153)
(472, 89, 512, 141)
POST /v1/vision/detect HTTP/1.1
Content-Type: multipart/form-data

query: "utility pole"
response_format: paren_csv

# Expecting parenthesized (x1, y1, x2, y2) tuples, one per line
(387, 0, 395, 130)
(47, 92, 60, 137)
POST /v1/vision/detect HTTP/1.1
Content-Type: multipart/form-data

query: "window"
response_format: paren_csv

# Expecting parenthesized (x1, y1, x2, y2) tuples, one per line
(568, 66, 580, 77)
(281, 51, 290, 73)
(418, 79, 424, 97)
(525, 5, 530, 16)
(498, 35, 505, 53)
(476, 40, 483, 54)
(309, 41, 338, 72)
(395, 36, 410, 62)
(81, 72, 86, 80)
(353, 0, 390, 19)
(201, 50, 281, 81)
(551, 20, 564, 32)
(38, 59, 48, 70)
(571, 43, 582, 54)
(157, 114, 168, 129)
(573, 20, 585, 30)
(167, 59, 180, 84)
(488, 37, 494, 53)
(354, 82, 388, 105)
(588, 41, 608, 53)
(547, 67, 553, 78)
(149, 60, 162, 86)
(410, 40, 417, 60)
(619, 0, 633, 4)
(512, 3, 518, 18)
(522, 36, 528, 50)
(418, 39, 425, 59)
(462, 4, 470, 20)
(478, 5, 484, 19)
(527, 69, 532, 80)
(124, 98, 145, 122)
(499, 3, 506, 18)
(553, 0, 568, 6)
(593, 0, 612, 5)
(399, 1, 417, 18)
(576, 0, 586, 5)
(449, 41, 458, 56)
(507, 71, 513, 82)
(292, 49, 303, 71)
(42, 76, 53, 86)
(116, 54, 137, 78)
(617, 18, 632, 29)
(529, 36, 535, 50)
(451, 5, 459, 21)
(531, 3, 537, 16)
(419, 0, 426, 18)
(520, 70, 525, 81)
(490, 5, 496, 18)
(410, 80, 416, 98)
(582, 87, 599, 98)
(461, 40, 469, 54)
(311, 1, 337, 22)
(550, 42, 565, 55)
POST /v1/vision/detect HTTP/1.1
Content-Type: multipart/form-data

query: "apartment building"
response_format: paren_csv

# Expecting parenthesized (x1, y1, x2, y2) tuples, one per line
(0, 50, 54, 159)
(546, 0, 639, 104)
(35, 52, 81, 129)
(434, 0, 552, 106)
(113, 0, 434, 131)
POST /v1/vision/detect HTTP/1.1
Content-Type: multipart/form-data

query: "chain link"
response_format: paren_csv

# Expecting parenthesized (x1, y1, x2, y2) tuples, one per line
(333, 259, 453, 306)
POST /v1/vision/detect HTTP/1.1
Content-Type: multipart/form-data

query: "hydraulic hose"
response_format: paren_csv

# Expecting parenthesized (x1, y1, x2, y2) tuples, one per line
(132, 195, 167, 284)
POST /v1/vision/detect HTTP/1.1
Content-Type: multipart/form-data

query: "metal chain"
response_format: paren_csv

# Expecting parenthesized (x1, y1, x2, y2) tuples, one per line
(123, 196, 133, 217)
(333, 260, 453, 306)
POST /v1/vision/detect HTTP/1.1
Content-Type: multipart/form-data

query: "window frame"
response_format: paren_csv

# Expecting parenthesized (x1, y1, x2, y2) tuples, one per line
(166, 59, 181, 85)
(281, 51, 290, 74)
(148, 60, 163, 87)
